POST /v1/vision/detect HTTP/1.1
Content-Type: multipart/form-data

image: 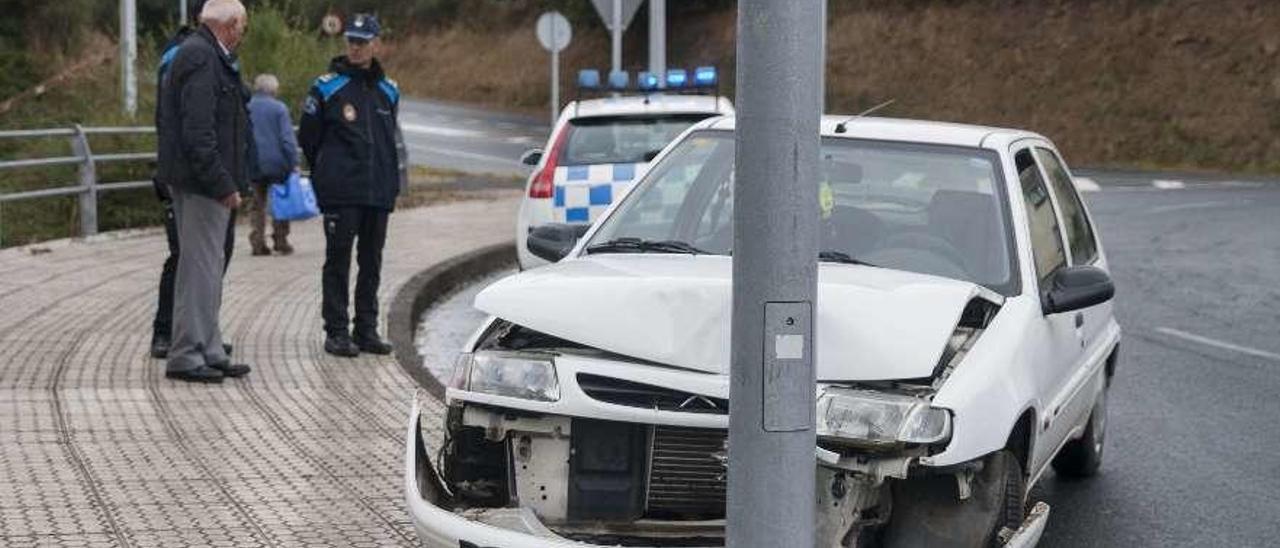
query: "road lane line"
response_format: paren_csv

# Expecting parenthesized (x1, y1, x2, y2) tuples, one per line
(401, 122, 487, 139)
(1152, 179, 1186, 189)
(408, 143, 524, 167)
(1155, 327, 1280, 362)
(1073, 177, 1101, 192)
(1145, 200, 1233, 214)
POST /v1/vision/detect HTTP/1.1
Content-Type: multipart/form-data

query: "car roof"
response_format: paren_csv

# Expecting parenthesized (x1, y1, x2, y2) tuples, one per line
(702, 115, 1045, 150)
(568, 94, 735, 119)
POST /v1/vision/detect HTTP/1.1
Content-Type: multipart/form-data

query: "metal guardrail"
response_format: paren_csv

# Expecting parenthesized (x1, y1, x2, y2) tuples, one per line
(0, 125, 155, 247)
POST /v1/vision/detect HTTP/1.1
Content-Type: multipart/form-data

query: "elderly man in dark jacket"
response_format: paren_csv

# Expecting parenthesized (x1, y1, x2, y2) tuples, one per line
(155, 0, 253, 383)
(299, 14, 400, 358)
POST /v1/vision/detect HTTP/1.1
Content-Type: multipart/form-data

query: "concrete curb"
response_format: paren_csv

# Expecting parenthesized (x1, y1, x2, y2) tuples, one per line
(389, 241, 517, 398)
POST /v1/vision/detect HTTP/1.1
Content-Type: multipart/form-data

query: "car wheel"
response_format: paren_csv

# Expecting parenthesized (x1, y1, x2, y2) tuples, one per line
(879, 449, 1025, 548)
(1051, 387, 1107, 478)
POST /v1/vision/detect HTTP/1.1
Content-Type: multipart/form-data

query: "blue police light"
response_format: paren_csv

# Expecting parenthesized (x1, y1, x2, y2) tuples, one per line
(578, 69, 601, 90)
(666, 69, 688, 89)
(637, 71, 659, 91)
(694, 66, 717, 88)
(608, 70, 630, 90)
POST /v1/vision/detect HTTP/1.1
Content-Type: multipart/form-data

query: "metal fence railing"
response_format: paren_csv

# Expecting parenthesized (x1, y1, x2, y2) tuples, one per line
(0, 125, 156, 247)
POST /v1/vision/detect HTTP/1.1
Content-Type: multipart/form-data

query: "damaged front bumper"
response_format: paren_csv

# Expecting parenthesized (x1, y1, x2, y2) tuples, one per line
(404, 393, 724, 548)
(405, 391, 1049, 548)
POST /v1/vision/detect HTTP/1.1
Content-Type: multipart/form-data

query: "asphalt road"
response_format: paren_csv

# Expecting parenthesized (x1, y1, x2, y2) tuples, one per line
(399, 98, 545, 177)
(406, 97, 1280, 545)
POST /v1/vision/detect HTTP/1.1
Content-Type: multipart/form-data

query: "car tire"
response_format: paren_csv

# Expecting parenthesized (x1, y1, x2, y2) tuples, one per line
(1051, 387, 1107, 478)
(879, 449, 1025, 548)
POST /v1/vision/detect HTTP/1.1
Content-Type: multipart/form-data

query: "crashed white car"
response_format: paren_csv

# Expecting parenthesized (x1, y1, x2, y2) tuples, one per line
(405, 116, 1120, 547)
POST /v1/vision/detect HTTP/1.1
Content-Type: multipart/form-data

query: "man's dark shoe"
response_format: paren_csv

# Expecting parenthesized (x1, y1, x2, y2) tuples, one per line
(166, 366, 224, 384)
(150, 336, 171, 359)
(354, 334, 393, 355)
(273, 240, 294, 255)
(324, 335, 360, 357)
(209, 361, 251, 378)
(251, 244, 271, 256)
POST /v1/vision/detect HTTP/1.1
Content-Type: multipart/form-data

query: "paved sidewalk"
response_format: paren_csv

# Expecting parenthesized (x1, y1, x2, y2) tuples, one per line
(0, 192, 518, 547)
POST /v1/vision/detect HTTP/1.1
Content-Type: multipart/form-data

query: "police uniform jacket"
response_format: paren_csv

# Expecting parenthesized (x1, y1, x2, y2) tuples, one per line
(156, 25, 251, 201)
(299, 56, 401, 212)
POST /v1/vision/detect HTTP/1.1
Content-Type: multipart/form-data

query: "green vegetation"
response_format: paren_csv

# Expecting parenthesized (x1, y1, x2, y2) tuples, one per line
(0, 4, 339, 247)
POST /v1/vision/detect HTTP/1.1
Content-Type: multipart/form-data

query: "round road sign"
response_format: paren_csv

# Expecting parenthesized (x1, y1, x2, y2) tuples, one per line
(536, 11, 572, 53)
(321, 14, 343, 36)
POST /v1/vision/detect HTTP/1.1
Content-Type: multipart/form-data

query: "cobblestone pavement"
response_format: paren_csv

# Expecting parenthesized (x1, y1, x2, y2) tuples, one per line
(0, 192, 519, 547)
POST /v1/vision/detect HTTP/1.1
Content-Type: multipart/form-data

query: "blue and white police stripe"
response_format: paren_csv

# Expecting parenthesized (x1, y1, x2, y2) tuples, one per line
(552, 163, 641, 223)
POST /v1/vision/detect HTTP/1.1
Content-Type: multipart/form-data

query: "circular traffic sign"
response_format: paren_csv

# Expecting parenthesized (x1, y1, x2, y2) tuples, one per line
(321, 14, 343, 36)
(536, 11, 572, 53)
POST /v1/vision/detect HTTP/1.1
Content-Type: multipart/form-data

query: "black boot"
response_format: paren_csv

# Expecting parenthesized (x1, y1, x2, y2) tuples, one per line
(150, 335, 171, 359)
(324, 334, 360, 357)
(354, 332, 393, 355)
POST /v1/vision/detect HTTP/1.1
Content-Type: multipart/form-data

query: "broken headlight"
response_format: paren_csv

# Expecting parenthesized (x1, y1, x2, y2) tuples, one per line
(449, 351, 560, 402)
(816, 387, 951, 447)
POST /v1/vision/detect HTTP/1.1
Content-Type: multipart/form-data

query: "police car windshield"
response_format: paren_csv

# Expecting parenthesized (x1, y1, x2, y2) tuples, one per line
(561, 115, 712, 166)
(587, 131, 1021, 295)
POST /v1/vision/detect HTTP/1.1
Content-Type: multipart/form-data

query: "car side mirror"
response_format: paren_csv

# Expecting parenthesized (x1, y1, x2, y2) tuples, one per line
(527, 223, 590, 263)
(1043, 265, 1115, 314)
(520, 149, 543, 166)
(643, 149, 662, 162)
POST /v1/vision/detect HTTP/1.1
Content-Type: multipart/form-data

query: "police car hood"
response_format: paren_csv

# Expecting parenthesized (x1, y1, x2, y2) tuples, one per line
(474, 255, 1000, 381)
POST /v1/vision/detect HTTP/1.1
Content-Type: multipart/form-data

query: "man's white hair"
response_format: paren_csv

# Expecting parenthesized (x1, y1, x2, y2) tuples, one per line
(253, 74, 280, 95)
(200, 0, 246, 25)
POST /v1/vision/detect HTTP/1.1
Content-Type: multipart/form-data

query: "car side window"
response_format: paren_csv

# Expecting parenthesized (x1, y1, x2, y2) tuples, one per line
(1034, 148, 1098, 265)
(1015, 149, 1067, 287)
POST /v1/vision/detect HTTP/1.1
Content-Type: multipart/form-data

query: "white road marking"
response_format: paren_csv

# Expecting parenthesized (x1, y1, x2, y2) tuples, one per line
(408, 143, 524, 167)
(1073, 177, 1101, 192)
(1155, 327, 1280, 362)
(505, 136, 539, 145)
(401, 123, 486, 139)
(1152, 179, 1186, 190)
(1145, 200, 1232, 214)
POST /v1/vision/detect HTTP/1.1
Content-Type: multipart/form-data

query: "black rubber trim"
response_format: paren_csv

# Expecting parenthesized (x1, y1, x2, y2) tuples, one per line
(389, 241, 517, 398)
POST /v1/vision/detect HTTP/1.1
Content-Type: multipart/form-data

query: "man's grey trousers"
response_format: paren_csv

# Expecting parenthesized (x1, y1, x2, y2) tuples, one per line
(166, 187, 231, 373)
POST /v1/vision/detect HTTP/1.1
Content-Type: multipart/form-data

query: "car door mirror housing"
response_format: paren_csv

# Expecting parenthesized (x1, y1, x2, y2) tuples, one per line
(520, 149, 544, 166)
(527, 223, 589, 263)
(1043, 265, 1115, 314)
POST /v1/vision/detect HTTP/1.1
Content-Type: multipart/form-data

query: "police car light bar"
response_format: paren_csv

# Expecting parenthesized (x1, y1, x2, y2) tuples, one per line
(608, 70, 630, 91)
(578, 69, 601, 90)
(637, 71, 660, 91)
(694, 66, 717, 88)
(666, 69, 689, 89)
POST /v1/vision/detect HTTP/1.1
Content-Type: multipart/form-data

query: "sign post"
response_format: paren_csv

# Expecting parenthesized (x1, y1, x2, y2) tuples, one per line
(728, 0, 823, 546)
(590, 0, 643, 75)
(536, 11, 572, 127)
(120, 0, 137, 117)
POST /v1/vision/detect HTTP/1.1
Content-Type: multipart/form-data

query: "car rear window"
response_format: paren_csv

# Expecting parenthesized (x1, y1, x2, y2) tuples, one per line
(561, 114, 712, 166)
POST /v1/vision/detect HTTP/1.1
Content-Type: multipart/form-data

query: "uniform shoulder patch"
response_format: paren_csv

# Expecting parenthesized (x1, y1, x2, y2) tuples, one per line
(311, 73, 351, 102)
(377, 77, 400, 105)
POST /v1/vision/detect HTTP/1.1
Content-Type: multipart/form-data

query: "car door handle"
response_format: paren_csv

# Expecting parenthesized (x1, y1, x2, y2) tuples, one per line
(1074, 312, 1084, 328)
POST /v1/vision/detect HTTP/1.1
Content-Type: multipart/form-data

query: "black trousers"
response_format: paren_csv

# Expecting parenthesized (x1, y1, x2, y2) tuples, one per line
(152, 199, 236, 340)
(322, 206, 389, 338)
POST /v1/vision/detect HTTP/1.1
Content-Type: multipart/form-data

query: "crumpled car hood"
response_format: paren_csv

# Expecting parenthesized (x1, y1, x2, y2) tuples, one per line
(475, 255, 998, 381)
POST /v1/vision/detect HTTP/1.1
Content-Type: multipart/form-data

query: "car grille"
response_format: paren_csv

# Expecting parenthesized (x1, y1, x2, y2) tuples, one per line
(646, 426, 727, 519)
(577, 374, 728, 414)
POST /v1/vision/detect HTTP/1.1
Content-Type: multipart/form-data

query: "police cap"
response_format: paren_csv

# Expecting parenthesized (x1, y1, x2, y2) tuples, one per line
(344, 13, 381, 41)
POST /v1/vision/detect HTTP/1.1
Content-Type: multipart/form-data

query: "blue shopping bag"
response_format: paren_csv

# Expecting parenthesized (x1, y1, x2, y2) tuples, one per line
(270, 173, 320, 221)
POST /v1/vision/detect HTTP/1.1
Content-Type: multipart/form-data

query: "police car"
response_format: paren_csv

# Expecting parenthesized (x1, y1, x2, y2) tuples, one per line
(407, 115, 1119, 547)
(515, 67, 735, 269)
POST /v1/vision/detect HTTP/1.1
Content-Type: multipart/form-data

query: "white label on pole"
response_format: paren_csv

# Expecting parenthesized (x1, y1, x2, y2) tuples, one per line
(590, 0, 643, 32)
(536, 11, 572, 52)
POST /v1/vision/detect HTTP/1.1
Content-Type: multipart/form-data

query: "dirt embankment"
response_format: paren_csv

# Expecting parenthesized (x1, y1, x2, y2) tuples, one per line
(384, 0, 1280, 174)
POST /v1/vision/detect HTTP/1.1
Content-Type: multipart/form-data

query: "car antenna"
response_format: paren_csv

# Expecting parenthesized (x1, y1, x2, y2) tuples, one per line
(833, 99, 895, 134)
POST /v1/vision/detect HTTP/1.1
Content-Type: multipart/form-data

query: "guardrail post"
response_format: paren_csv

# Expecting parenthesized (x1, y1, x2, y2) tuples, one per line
(70, 124, 98, 237)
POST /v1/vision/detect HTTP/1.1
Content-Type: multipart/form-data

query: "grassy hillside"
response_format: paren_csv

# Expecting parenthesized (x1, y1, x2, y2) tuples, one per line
(384, 0, 1280, 175)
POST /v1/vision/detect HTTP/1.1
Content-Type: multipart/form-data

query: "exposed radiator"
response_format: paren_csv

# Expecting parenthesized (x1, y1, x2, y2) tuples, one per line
(647, 426, 727, 519)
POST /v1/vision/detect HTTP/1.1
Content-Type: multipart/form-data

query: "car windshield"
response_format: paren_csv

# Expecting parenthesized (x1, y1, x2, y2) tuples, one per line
(561, 114, 713, 166)
(588, 131, 1019, 294)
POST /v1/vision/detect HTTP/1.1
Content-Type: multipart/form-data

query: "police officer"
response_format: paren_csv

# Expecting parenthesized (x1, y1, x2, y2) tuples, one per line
(149, 0, 237, 360)
(300, 14, 400, 357)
